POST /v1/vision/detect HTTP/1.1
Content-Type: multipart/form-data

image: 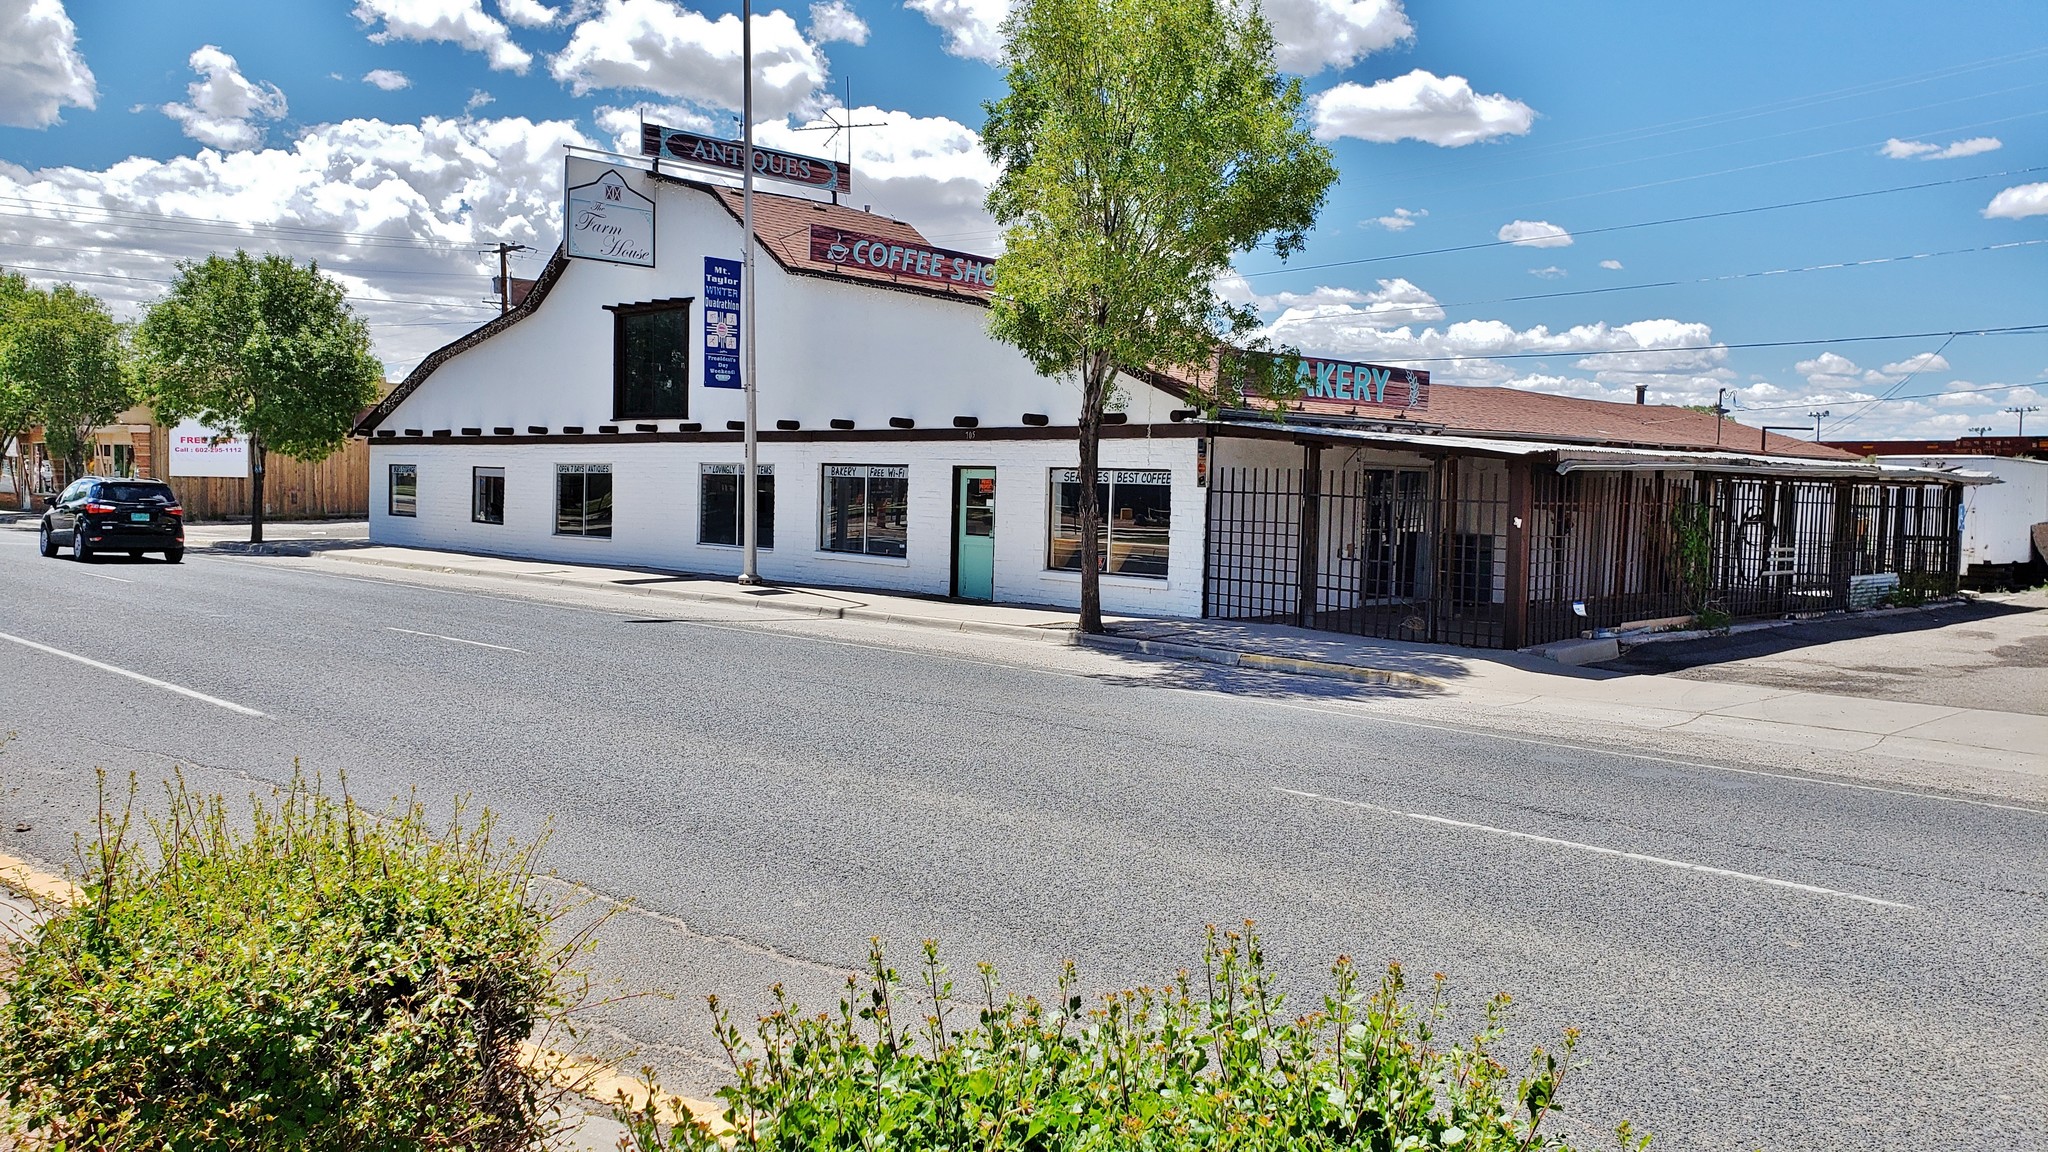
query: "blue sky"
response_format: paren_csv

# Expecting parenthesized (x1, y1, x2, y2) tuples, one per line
(0, 0, 2043, 438)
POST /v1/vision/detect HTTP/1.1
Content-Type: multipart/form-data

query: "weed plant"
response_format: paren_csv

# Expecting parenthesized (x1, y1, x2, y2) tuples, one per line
(0, 771, 592, 1152)
(621, 925, 1644, 1152)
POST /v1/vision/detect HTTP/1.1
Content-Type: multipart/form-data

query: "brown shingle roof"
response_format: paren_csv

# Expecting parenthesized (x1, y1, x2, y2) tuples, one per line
(678, 177, 997, 305)
(1397, 386, 1854, 459)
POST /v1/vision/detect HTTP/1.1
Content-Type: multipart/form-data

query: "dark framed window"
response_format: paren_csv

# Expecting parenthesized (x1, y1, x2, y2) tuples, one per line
(821, 464, 908, 557)
(472, 467, 505, 525)
(699, 463, 774, 549)
(555, 463, 612, 537)
(1048, 468, 1170, 578)
(611, 299, 691, 419)
(388, 464, 417, 517)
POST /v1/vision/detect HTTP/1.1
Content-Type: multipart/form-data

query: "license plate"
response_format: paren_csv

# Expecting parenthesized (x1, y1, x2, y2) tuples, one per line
(129, 512, 151, 522)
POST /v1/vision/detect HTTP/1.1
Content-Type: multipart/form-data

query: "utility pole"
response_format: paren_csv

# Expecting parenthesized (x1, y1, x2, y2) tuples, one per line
(1714, 387, 1727, 446)
(2007, 404, 2041, 438)
(1806, 409, 1830, 441)
(739, 0, 761, 585)
(488, 242, 533, 315)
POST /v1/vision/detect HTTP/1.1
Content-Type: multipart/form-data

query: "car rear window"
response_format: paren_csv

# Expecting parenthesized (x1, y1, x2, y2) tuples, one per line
(99, 483, 176, 503)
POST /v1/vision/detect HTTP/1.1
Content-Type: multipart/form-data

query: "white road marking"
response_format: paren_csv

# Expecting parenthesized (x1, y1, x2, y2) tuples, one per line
(76, 569, 132, 583)
(1275, 786, 1917, 910)
(384, 626, 525, 653)
(1251, 696, 2048, 818)
(0, 630, 265, 717)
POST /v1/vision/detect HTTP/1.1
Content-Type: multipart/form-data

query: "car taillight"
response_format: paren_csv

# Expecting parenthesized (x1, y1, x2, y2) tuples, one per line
(83, 502, 116, 514)
(164, 505, 183, 517)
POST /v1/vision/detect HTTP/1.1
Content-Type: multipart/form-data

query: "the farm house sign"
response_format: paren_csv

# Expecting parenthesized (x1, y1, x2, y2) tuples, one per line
(565, 168, 655, 267)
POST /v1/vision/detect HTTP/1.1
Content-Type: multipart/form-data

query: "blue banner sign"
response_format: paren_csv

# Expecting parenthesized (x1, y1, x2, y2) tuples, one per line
(704, 257, 741, 389)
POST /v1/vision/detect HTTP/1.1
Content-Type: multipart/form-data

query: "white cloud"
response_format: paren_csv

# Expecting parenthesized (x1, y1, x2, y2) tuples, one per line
(592, 100, 718, 151)
(1880, 352, 1950, 376)
(160, 46, 288, 151)
(1599, 258, 1622, 270)
(1312, 70, 1535, 147)
(1879, 136, 2001, 161)
(1795, 351, 1865, 390)
(499, 0, 560, 26)
(466, 89, 496, 110)
(1220, 274, 1443, 327)
(352, 0, 534, 73)
(0, 0, 95, 128)
(1528, 265, 1566, 279)
(1368, 206, 1425, 231)
(1497, 219, 1570, 248)
(906, 0, 1409, 72)
(1264, 0, 1410, 74)
(902, 0, 1007, 62)
(1984, 182, 2048, 220)
(807, 0, 868, 44)
(758, 105, 1001, 247)
(364, 68, 413, 91)
(0, 113, 593, 374)
(552, 0, 829, 120)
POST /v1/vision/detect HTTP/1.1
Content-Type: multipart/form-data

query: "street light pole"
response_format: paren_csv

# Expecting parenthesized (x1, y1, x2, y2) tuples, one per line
(738, 0, 761, 585)
(2007, 404, 2041, 438)
(1806, 408, 1830, 441)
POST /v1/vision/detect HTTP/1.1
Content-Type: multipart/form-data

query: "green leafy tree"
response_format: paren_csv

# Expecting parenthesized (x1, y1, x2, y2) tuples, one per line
(138, 252, 383, 543)
(0, 275, 131, 490)
(982, 0, 1335, 632)
(0, 274, 35, 508)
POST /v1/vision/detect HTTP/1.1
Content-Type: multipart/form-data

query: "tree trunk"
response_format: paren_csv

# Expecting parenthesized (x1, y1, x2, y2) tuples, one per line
(1076, 353, 1111, 634)
(250, 436, 266, 544)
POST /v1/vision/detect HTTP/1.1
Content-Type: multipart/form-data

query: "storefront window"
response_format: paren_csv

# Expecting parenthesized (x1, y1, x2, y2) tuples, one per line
(388, 464, 417, 517)
(821, 465, 908, 557)
(472, 467, 505, 525)
(555, 463, 612, 537)
(613, 303, 689, 419)
(700, 463, 775, 548)
(1048, 469, 1170, 578)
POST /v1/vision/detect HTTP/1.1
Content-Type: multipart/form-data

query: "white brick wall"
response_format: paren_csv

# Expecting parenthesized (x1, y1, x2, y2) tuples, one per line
(371, 435, 1204, 617)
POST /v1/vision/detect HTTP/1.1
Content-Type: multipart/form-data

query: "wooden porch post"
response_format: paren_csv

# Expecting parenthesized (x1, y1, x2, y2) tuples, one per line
(1296, 442, 1322, 627)
(1504, 456, 1534, 649)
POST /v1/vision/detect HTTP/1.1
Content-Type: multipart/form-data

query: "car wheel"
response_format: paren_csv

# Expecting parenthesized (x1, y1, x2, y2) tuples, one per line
(39, 521, 56, 557)
(73, 528, 92, 562)
(165, 548, 184, 564)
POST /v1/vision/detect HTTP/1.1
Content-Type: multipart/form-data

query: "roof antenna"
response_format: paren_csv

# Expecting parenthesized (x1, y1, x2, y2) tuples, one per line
(792, 76, 881, 206)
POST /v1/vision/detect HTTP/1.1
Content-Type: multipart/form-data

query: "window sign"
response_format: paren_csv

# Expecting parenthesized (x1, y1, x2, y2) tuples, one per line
(565, 167, 655, 266)
(1048, 469, 1170, 578)
(700, 463, 774, 548)
(703, 257, 741, 389)
(821, 465, 908, 557)
(555, 463, 613, 537)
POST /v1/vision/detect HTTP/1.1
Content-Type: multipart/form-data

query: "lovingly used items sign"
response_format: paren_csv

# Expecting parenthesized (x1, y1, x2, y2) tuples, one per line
(703, 257, 742, 389)
(565, 167, 655, 266)
(640, 123, 850, 195)
(807, 226, 997, 290)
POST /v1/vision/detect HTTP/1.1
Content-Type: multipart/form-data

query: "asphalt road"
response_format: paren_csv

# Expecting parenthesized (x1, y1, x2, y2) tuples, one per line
(1, 533, 2043, 1151)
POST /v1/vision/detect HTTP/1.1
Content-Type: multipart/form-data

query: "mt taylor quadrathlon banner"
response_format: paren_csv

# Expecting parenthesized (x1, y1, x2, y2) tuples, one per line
(641, 123, 850, 195)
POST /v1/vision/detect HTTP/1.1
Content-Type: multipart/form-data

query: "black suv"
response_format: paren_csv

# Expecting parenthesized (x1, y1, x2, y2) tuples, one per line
(40, 477, 186, 563)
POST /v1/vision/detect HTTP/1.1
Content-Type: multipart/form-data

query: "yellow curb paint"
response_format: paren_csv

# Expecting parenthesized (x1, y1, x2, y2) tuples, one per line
(0, 849, 717, 1138)
(0, 850, 84, 908)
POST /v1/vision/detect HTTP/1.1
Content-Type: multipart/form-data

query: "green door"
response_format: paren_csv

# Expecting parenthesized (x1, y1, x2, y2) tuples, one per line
(955, 468, 996, 600)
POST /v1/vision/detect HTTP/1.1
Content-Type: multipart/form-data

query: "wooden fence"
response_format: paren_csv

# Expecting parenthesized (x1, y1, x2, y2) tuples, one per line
(145, 427, 370, 521)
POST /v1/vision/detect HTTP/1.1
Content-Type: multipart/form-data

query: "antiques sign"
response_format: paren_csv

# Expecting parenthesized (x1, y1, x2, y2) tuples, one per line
(640, 123, 850, 194)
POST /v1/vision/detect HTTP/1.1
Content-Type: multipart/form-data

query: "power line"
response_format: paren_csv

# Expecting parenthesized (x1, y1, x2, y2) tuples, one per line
(1264, 238, 2048, 325)
(1820, 333, 1958, 435)
(1737, 378, 2048, 413)
(1356, 322, 2048, 366)
(1241, 165, 2048, 279)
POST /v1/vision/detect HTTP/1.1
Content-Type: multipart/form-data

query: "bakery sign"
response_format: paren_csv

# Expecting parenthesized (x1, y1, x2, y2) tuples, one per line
(640, 123, 850, 194)
(565, 167, 655, 266)
(1291, 356, 1429, 412)
(808, 226, 997, 290)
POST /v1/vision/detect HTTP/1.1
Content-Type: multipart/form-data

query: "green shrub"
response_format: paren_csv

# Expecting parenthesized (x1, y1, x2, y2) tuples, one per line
(621, 925, 1645, 1152)
(0, 771, 577, 1151)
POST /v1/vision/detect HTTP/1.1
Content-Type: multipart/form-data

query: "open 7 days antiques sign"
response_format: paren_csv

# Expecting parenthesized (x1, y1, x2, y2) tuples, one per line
(565, 167, 655, 266)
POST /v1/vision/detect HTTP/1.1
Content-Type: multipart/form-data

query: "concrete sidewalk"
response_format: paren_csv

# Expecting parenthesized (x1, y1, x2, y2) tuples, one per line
(301, 545, 2048, 779)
